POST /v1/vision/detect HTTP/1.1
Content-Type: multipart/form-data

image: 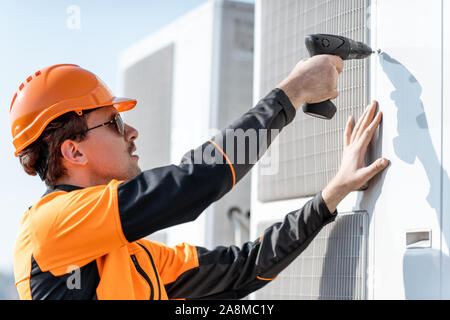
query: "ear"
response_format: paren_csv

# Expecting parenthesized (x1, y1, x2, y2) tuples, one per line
(60, 139, 88, 166)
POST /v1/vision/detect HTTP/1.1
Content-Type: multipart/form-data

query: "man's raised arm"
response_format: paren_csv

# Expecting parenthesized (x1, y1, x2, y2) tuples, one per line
(118, 55, 345, 242)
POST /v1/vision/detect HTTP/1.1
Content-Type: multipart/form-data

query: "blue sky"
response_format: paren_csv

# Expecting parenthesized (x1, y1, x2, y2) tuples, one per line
(0, 0, 253, 273)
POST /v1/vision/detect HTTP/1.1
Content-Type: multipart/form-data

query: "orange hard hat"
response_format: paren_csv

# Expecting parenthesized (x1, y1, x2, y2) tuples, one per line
(9, 64, 137, 156)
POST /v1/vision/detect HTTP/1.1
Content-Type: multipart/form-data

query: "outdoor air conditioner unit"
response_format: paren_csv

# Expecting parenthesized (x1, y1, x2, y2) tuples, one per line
(118, 0, 254, 249)
(252, 0, 450, 300)
(252, 0, 370, 299)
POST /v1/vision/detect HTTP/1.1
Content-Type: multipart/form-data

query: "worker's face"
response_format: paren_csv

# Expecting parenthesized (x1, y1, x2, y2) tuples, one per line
(81, 106, 141, 184)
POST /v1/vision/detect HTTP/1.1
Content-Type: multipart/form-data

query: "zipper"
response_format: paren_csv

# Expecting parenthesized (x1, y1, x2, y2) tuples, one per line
(130, 254, 154, 300)
(137, 242, 162, 300)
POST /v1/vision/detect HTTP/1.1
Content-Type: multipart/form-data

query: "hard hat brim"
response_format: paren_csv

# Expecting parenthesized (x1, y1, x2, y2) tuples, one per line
(112, 97, 137, 112)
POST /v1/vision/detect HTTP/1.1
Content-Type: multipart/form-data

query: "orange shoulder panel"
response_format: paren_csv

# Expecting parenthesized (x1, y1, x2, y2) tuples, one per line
(30, 179, 128, 276)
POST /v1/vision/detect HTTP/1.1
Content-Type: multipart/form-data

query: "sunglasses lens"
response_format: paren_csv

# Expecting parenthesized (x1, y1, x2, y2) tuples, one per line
(115, 114, 125, 135)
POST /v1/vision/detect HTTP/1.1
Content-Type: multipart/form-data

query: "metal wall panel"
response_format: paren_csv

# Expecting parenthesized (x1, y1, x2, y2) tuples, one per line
(442, 0, 450, 299)
(257, 0, 369, 201)
(368, 0, 443, 299)
(122, 44, 174, 170)
(205, 0, 254, 248)
(254, 211, 368, 300)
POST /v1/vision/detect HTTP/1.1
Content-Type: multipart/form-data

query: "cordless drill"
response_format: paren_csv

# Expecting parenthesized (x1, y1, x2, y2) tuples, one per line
(302, 34, 375, 120)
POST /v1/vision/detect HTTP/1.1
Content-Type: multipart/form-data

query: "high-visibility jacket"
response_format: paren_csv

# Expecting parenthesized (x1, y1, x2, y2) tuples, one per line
(13, 89, 337, 300)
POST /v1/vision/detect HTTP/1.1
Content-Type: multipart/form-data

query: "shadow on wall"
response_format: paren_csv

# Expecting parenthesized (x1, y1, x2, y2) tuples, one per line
(318, 100, 387, 299)
(319, 52, 448, 299)
(379, 52, 447, 299)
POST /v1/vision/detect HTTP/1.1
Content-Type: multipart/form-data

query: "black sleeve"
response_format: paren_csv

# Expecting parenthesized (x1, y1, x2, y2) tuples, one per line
(118, 89, 296, 242)
(164, 192, 337, 300)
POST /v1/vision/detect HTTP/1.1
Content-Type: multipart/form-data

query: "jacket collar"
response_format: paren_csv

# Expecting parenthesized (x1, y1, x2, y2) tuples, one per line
(42, 184, 84, 198)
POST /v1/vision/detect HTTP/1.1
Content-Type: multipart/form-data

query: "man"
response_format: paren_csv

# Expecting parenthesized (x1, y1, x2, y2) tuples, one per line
(11, 56, 388, 300)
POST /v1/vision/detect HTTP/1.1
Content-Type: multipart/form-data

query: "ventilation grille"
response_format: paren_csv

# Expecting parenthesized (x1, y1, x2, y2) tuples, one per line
(254, 211, 368, 300)
(122, 44, 174, 170)
(257, 0, 369, 201)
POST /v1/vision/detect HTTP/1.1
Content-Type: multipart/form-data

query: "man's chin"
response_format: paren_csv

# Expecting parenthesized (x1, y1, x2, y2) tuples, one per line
(114, 166, 142, 182)
(129, 165, 142, 179)
(134, 167, 142, 176)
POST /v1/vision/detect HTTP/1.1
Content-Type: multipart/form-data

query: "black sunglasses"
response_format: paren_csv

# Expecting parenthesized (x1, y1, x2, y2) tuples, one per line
(83, 113, 125, 136)
(37, 112, 126, 182)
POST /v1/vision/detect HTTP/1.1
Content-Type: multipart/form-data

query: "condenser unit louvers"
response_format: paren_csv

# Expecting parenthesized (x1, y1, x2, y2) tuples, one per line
(254, 211, 368, 300)
(257, 0, 370, 202)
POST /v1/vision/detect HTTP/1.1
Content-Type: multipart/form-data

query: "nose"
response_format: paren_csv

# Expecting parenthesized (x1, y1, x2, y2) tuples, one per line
(124, 123, 139, 142)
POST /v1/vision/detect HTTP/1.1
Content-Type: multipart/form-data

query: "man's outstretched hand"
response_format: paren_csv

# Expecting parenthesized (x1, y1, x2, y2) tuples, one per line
(322, 101, 389, 213)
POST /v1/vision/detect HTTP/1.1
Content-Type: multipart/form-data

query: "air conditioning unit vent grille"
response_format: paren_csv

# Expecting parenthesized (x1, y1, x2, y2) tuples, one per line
(257, 0, 369, 201)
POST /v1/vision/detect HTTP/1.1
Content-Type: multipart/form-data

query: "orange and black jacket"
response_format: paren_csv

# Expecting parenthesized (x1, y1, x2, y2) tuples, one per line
(14, 89, 337, 300)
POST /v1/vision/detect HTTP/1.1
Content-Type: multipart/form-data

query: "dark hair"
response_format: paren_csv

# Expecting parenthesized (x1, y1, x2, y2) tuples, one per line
(18, 112, 88, 188)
